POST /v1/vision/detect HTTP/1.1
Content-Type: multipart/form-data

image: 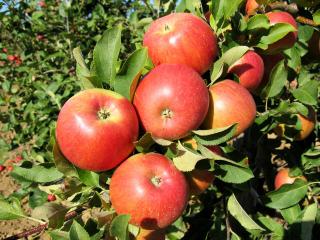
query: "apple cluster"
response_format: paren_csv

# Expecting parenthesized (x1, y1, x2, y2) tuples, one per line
(55, 5, 316, 234)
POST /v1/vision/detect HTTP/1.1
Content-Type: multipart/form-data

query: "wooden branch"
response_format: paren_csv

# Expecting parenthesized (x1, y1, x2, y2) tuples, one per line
(4, 208, 84, 240)
(296, 16, 318, 27)
(266, 1, 299, 15)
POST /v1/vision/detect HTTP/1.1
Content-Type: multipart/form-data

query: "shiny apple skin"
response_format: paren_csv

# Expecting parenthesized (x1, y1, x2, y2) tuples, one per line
(110, 153, 189, 230)
(203, 80, 257, 137)
(56, 89, 139, 171)
(143, 13, 217, 74)
(228, 51, 264, 92)
(265, 11, 298, 54)
(274, 168, 307, 190)
(133, 64, 209, 140)
(245, 0, 259, 16)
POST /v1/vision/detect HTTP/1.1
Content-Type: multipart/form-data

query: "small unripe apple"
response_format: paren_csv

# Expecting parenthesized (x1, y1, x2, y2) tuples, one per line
(265, 11, 298, 54)
(274, 168, 307, 190)
(228, 51, 264, 92)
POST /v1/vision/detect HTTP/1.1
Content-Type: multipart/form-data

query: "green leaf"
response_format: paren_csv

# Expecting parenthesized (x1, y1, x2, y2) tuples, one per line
(300, 203, 317, 240)
(11, 164, 63, 183)
(192, 124, 237, 146)
(152, 137, 174, 146)
(258, 216, 284, 237)
(0, 198, 26, 220)
(298, 25, 314, 43)
(92, 27, 122, 87)
(228, 194, 265, 232)
(73, 47, 100, 89)
(258, 23, 297, 46)
(49, 230, 69, 240)
(114, 48, 148, 101)
(280, 204, 301, 224)
(212, 0, 225, 24)
(110, 214, 131, 240)
(76, 169, 100, 187)
(176, 0, 202, 16)
(291, 80, 319, 106)
(313, 9, 320, 25)
(32, 203, 68, 228)
(247, 14, 270, 31)
(210, 46, 249, 83)
(29, 188, 48, 209)
(262, 59, 287, 98)
(69, 221, 91, 240)
(223, 0, 243, 20)
(265, 179, 308, 209)
(172, 142, 207, 172)
(53, 143, 79, 178)
(301, 147, 320, 170)
(284, 46, 301, 73)
(215, 163, 254, 184)
(134, 132, 155, 153)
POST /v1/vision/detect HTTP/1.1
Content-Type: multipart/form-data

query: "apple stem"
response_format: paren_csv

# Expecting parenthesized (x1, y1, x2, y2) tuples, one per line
(97, 108, 111, 120)
(151, 176, 162, 187)
(161, 108, 173, 119)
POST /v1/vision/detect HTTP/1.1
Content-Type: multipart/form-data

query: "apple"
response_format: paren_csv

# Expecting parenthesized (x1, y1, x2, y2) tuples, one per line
(246, 0, 259, 16)
(0, 165, 5, 172)
(7, 55, 15, 62)
(135, 228, 166, 240)
(110, 153, 189, 229)
(228, 51, 264, 92)
(275, 108, 316, 141)
(133, 64, 209, 140)
(274, 168, 307, 190)
(56, 89, 139, 171)
(202, 80, 256, 137)
(47, 194, 56, 202)
(183, 138, 222, 195)
(143, 13, 217, 74)
(265, 11, 298, 54)
(2, 48, 8, 53)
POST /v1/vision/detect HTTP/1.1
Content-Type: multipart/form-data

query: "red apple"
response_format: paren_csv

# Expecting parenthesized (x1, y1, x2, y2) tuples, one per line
(0, 165, 5, 172)
(7, 55, 15, 62)
(38, 1, 46, 7)
(143, 13, 217, 74)
(133, 64, 209, 140)
(2, 48, 8, 53)
(6, 165, 14, 172)
(274, 168, 307, 190)
(110, 153, 189, 229)
(228, 51, 264, 92)
(56, 89, 139, 171)
(202, 80, 256, 137)
(265, 11, 298, 54)
(47, 194, 56, 202)
(246, 0, 259, 16)
(36, 34, 45, 41)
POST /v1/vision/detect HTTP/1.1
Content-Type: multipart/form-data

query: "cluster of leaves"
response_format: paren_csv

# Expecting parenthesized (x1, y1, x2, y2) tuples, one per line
(0, 0, 319, 239)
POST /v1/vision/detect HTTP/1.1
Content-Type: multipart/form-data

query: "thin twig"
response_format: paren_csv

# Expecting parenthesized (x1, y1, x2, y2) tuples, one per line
(266, 1, 298, 15)
(296, 16, 318, 27)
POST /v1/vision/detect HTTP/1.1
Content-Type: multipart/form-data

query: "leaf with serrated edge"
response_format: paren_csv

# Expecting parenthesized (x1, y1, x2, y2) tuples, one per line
(280, 204, 301, 224)
(173, 142, 207, 172)
(32, 203, 68, 228)
(247, 14, 270, 31)
(228, 194, 265, 231)
(92, 27, 121, 88)
(265, 179, 308, 209)
(192, 124, 237, 146)
(110, 214, 131, 240)
(291, 80, 319, 106)
(260, 23, 296, 45)
(258, 216, 284, 237)
(215, 163, 254, 183)
(69, 221, 91, 240)
(114, 48, 148, 101)
(0, 198, 26, 220)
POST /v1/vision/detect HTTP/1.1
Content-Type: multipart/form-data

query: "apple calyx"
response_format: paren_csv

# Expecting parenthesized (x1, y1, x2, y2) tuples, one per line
(97, 108, 111, 120)
(164, 24, 170, 32)
(151, 176, 162, 187)
(161, 108, 173, 119)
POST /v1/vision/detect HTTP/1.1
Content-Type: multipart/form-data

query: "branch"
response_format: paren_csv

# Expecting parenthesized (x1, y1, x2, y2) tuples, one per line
(266, 1, 298, 15)
(296, 16, 318, 27)
(4, 208, 84, 240)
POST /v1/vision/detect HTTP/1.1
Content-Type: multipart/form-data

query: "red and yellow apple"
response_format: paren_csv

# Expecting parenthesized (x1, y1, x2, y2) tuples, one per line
(228, 50, 264, 92)
(133, 64, 209, 140)
(246, 0, 259, 16)
(56, 89, 139, 171)
(203, 80, 256, 137)
(110, 153, 189, 230)
(265, 11, 298, 54)
(143, 13, 218, 74)
(274, 168, 307, 190)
